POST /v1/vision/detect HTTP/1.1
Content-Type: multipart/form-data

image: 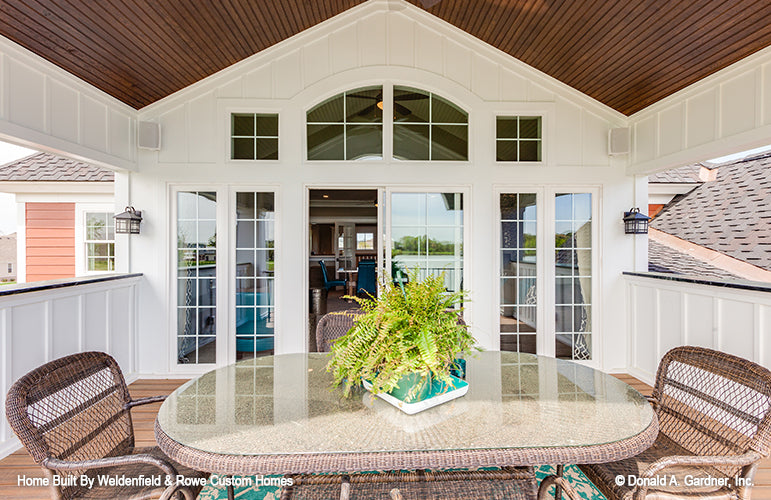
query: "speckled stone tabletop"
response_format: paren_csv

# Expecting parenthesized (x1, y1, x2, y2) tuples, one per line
(157, 352, 654, 457)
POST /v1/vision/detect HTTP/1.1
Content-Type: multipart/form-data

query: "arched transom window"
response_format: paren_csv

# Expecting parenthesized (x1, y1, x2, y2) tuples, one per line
(306, 85, 468, 161)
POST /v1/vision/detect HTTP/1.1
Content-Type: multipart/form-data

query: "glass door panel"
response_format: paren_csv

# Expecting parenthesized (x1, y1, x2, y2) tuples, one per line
(499, 193, 537, 353)
(235, 192, 275, 360)
(176, 191, 217, 364)
(390, 192, 463, 292)
(554, 193, 592, 361)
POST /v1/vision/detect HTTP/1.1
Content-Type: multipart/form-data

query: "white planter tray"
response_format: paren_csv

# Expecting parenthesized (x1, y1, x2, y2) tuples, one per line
(362, 376, 469, 415)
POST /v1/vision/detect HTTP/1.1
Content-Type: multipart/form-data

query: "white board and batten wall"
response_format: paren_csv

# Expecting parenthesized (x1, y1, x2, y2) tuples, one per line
(625, 273, 771, 385)
(0, 275, 141, 457)
(0, 36, 137, 172)
(130, 0, 642, 376)
(629, 43, 771, 175)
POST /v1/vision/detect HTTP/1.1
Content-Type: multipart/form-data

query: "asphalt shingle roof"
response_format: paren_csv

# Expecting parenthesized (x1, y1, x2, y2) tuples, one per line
(648, 164, 704, 184)
(651, 152, 771, 272)
(648, 240, 739, 280)
(0, 152, 114, 182)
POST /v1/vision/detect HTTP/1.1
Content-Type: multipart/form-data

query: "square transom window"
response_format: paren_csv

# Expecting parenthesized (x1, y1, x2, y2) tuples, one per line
(496, 116, 542, 162)
(231, 113, 278, 160)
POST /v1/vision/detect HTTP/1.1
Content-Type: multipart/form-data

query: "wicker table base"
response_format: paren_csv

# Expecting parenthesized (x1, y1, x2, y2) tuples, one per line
(280, 467, 537, 500)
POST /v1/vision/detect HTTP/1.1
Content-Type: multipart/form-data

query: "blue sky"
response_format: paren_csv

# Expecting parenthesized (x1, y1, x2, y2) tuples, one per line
(0, 141, 35, 235)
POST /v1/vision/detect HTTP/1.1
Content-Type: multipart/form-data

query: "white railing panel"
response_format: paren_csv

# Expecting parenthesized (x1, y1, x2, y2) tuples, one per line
(625, 272, 771, 385)
(52, 296, 80, 358)
(0, 274, 141, 458)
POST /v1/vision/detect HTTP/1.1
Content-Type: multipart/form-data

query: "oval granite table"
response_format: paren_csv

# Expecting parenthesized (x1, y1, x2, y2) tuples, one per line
(155, 351, 657, 479)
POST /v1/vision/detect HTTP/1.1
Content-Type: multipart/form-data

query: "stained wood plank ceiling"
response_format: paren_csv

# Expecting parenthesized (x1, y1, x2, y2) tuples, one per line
(1, 0, 770, 115)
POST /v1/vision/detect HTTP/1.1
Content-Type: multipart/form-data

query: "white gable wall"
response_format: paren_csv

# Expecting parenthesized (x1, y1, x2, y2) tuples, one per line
(128, 0, 643, 376)
(628, 44, 771, 175)
(0, 37, 137, 172)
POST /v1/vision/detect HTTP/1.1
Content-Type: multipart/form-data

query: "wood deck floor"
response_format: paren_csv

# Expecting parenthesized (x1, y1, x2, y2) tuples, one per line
(2, 375, 770, 499)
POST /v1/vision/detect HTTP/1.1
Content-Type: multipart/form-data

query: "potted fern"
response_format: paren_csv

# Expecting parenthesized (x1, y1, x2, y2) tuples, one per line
(327, 269, 477, 414)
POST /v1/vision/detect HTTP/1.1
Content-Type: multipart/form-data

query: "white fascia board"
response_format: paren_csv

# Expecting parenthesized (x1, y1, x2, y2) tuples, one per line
(0, 181, 114, 195)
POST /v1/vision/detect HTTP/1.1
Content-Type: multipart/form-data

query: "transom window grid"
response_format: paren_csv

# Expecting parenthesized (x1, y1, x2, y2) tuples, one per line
(306, 86, 383, 161)
(235, 192, 276, 360)
(390, 192, 464, 293)
(554, 193, 592, 361)
(496, 116, 542, 162)
(231, 113, 279, 160)
(176, 191, 217, 365)
(85, 212, 115, 272)
(393, 86, 468, 161)
(499, 193, 537, 354)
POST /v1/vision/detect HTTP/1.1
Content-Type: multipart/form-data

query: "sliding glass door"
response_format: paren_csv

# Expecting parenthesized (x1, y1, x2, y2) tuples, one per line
(389, 191, 464, 293)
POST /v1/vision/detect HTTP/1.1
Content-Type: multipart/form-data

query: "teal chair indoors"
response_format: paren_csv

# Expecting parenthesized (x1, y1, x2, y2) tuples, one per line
(319, 260, 346, 292)
(356, 260, 376, 297)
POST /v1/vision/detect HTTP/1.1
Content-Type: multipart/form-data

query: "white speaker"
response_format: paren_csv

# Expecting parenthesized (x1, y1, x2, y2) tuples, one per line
(138, 121, 161, 150)
(608, 127, 630, 156)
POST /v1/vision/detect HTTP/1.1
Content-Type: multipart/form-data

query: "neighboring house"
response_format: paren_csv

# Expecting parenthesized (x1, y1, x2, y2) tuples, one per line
(0, 233, 16, 282)
(648, 152, 771, 282)
(0, 153, 114, 283)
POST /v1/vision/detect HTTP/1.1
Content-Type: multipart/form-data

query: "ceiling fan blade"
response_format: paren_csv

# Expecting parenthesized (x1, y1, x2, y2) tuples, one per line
(394, 93, 428, 101)
(394, 102, 412, 116)
(357, 103, 378, 116)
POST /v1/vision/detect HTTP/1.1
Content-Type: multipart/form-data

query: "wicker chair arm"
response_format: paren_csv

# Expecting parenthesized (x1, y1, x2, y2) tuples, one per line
(125, 395, 167, 409)
(43, 452, 180, 477)
(537, 474, 583, 500)
(640, 450, 763, 478)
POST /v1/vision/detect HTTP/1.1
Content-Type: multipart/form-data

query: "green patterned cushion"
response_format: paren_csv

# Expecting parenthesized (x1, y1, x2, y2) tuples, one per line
(198, 465, 606, 500)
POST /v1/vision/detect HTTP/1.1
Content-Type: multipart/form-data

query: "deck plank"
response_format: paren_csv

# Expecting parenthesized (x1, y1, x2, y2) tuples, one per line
(2, 375, 770, 500)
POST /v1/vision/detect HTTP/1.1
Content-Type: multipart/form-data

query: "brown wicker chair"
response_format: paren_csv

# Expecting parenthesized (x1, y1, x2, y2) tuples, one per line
(315, 310, 363, 352)
(5, 351, 207, 500)
(539, 346, 771, 500)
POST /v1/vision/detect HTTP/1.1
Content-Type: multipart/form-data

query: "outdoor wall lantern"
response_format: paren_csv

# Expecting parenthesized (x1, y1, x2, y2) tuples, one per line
(623, 208, 651, 234)
(114, 206, 143, 234)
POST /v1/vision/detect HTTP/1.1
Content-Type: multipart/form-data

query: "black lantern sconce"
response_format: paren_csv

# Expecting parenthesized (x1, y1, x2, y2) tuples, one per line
(114, 206, 143, 234)
(623, 208, 651, 234)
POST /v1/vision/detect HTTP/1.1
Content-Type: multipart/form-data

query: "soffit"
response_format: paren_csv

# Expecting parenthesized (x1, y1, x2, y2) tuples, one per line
(1, 0, 770, 115)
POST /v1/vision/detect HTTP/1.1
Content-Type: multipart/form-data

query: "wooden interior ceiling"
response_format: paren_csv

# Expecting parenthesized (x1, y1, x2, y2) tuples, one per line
(1, 0, 770, 115)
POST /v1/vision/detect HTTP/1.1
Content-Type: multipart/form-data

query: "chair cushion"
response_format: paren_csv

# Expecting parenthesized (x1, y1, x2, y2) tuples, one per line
(69, 446, 208, 500)
(579, 434, 736, 500)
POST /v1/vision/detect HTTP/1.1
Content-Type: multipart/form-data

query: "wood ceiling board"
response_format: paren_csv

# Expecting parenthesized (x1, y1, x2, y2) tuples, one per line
(409, 0, 771, 115)
(0, 0, 366, 109)
(1, 0, 771, 115)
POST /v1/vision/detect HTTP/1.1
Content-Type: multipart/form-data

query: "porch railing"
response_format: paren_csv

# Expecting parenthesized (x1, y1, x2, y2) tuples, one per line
(0, 273, 142, 458)
(624, 271, 771, 385)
